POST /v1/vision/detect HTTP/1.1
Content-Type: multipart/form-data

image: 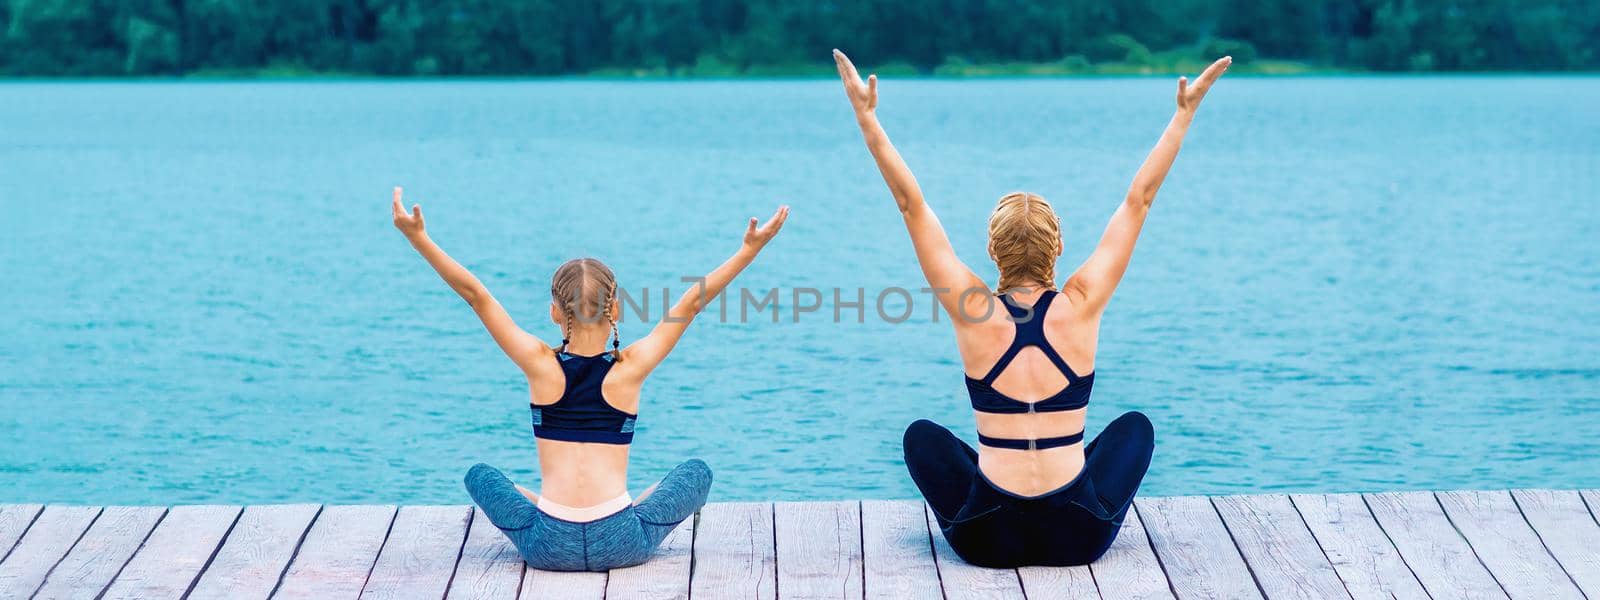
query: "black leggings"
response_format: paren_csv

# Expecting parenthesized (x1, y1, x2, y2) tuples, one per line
(904, 411, 1154, 568)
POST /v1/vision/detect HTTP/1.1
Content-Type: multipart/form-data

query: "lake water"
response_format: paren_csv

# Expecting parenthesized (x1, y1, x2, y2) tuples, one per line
(1, 77, 1597, 505)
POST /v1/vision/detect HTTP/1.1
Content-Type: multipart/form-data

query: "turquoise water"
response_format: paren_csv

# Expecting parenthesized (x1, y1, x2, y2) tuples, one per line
(1, 78, 1597, 505)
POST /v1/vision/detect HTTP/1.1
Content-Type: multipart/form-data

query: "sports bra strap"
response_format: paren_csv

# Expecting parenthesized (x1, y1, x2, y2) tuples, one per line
(979, 343, 1025, 384)
(979, 290, 1081, 385)
(977, 430, 1084, 451)
(999, 292, 1035, 319)
(1036, 343, 1080, 384)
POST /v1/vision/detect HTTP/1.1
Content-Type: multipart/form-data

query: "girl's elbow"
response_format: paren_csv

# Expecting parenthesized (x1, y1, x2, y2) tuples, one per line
(667, 299, 706, 324)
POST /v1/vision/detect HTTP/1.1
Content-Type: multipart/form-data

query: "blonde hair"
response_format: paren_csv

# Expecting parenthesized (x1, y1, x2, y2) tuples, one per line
(549, 257, 621, 360)
(987, 192, 1061, 292)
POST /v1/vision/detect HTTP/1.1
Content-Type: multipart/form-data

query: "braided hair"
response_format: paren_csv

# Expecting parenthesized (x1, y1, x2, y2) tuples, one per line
(987, 191, 1062, 294)
(549, 257, 623, 361)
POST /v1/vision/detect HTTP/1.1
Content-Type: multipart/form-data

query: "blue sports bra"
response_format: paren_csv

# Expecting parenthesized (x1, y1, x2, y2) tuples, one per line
(964, 289, 1095, 450)
(530, 352, 636, 445)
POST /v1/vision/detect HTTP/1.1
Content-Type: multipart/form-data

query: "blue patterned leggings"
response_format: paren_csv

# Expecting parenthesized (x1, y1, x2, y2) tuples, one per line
(464, 459, 712, 571)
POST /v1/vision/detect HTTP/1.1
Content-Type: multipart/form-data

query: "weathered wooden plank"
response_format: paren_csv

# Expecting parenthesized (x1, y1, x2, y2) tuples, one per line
(1582, 490, 1600, 521)
(6, 494, 1587, 600)
(31, 506, 166, 600)
(1511, 489, 1600, 597)
(187, 503, 321, 600)
(0, 505, 101, 598)
(1018, 561, 1097, 600)
(1137, 496, 1262, 600)
(0, 504, 45, 562)
(858, 500, 939, 600)
(1437, 490, 1583, 600)
(1363, 491, 1508, 599)
(1212, 495, 1349, 600)
(774, 501, 863, 600)
(360, 505, 473, 600)
(1087, 503, 1176, 600)
(521, 568, 605, 599)
(100, 504, 243, 600)
(274, 504, 399, 600)
(925, 503, 1025, 600)
(691, 502, 776, 600)
(607, 516, 694, 600)
(1288, 493, 1428, 600)
(445, 508, 525, 600)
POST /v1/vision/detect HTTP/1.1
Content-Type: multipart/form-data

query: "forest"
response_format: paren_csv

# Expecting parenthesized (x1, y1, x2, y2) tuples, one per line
(1, 0, 1595, 77)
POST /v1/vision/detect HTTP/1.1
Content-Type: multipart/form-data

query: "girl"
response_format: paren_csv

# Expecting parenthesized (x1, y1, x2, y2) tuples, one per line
(391, 187, 788, 571)
(832, 50, 1230, 567)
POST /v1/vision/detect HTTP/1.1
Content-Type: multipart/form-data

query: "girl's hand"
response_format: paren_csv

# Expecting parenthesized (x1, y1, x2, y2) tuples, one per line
(833, 50, 878, 116)
(742, 205, 790, 252)
(1178, 56, 1232, 114)
(391, 186, 425, 239)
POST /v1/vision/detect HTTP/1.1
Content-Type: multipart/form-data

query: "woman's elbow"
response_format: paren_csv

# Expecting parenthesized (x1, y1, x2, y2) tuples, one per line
(456, 283, 488, 307)
(1126, 189, 1157, 210)
(894, 195, 915, 214)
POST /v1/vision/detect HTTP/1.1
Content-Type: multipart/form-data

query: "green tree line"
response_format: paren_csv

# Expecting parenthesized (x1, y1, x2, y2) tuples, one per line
(1, 0, 1595, 77)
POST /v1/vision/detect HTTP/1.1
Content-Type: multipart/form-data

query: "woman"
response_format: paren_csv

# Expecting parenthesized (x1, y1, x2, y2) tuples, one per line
(833, 50, 1230, 567)
(391, 187, 788, 571)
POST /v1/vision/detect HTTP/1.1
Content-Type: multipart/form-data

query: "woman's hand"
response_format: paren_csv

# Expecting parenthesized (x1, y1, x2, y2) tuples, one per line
(391, 186, 425, 239)
(833, 50, 878, 116)
(742, 205, 790, 252)
(1177, 56, 1232, 114)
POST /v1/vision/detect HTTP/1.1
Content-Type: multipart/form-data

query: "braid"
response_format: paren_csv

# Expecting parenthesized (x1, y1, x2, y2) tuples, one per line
(607, 312, 622, 361)
(560, 310, 574, 354)
(548, 257, 620, 357)
(605, 283, 622, 361)
(989, 192, 1062, 294)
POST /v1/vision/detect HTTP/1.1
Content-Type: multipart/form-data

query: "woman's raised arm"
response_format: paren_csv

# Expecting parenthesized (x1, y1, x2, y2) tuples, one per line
(619, 206, 789, 378)
(835, 50, 988, 322)
(1064, 57, 1231, 313)
(392, 187, 551, 372)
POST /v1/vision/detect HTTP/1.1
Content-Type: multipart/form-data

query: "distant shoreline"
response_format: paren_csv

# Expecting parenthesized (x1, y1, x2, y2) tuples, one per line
(4, 59, 1597, 82)
(4, 70, 1597, 83)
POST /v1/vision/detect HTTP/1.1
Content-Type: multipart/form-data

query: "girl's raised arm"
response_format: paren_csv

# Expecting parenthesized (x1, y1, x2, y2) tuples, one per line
(835, 50, 988, 322)
(618, 206, 789, 378)
(1064, 57, 1231, 314)
(392, 187, 552, 373)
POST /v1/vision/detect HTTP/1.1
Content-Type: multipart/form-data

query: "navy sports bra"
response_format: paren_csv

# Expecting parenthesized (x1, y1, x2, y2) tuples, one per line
(964, 289, 1095, 450)
(530, 352, 636, 445)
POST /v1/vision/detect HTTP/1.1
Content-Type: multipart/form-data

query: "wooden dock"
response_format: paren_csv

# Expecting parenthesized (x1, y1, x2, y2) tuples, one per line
(1, 490, 1597, 599)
